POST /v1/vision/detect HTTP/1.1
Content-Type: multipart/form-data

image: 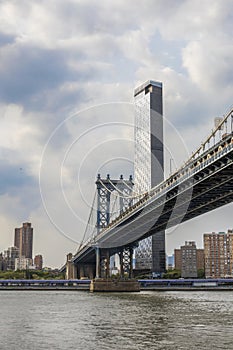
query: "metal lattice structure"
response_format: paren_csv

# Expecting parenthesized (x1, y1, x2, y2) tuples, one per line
(119, 246, 134, 277)
(96, 174, 133, 233)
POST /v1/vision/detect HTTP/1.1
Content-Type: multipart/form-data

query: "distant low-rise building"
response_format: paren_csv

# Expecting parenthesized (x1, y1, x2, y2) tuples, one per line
(174, 241, 204, 278)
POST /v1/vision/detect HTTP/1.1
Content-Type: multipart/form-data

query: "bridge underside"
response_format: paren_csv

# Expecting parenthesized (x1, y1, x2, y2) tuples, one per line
(150, 162, 233, 236)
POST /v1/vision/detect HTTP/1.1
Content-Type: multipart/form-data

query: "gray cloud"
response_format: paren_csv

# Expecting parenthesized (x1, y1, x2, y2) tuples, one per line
(0, 154, 36, 195)
(0, 33, 15, 45)
(0, 44, 87, 107)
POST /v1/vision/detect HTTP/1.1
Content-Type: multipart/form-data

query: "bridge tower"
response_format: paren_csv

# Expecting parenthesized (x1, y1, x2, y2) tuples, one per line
(95, 174, 134, 279)
(96, 174, 133, 232)
(134, 80, 166, 276)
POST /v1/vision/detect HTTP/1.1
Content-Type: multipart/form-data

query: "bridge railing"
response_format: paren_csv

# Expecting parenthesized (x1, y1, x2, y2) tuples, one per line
(185, 106, 233, 162)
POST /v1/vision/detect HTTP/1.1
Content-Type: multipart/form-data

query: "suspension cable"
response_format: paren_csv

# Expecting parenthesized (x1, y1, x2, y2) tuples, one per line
(108, 178, 131, 197)
(77, 191, 97, 251)
(110, 193, 119, 218)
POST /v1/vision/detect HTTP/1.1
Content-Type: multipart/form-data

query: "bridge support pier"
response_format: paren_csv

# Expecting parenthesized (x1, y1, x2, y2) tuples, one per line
(90, 279, 140, 292)
(96, 247, 112, 279)
(90, 245, 139, 292)
(119, 246, 134, 279)
(75, 264, 95, 279)
(65, 253, 77, 279)
(85, 265, 95, 279)
(104, 249, 110, 279)
(79, 265, 85, 279)
(95, 246, 134, 279)
(96, 246, 100, 278)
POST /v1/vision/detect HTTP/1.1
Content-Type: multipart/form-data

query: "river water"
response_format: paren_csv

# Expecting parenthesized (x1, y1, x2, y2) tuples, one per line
(0, 290, 233, 350)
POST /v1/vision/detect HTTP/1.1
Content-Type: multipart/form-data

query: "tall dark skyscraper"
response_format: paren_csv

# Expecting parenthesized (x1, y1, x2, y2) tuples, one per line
(134, 80, 165, 275)
(14, 222, 33, 259)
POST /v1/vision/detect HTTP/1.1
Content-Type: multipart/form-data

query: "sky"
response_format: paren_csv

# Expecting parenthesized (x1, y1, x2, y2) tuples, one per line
(0, 0, 233, 268)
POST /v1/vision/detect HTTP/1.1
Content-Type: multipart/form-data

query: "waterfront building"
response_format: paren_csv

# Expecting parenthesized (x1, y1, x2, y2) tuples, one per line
(14, 222, 33, 259)
(134, 80, 165, 275)
(174, 241, 204, 278)
(3, 246, 20, 270)
(34, 254, 43, 270)
(204, 230, 233, 278)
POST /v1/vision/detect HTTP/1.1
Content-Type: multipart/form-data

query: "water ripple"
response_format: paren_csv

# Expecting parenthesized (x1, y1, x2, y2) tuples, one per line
(0, 290, 232, 349)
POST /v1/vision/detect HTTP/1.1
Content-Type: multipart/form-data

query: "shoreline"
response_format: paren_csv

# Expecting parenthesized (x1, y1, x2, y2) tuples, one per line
(1, 278, 233, 292)
(0, 285, 233, 291)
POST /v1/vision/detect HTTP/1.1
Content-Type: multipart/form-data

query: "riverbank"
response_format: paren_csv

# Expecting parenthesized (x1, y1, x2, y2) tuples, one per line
(1, 278, 233, 291)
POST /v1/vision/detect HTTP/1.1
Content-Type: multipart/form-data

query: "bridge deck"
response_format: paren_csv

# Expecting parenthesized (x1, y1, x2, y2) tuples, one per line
(72, 133, 233, 263)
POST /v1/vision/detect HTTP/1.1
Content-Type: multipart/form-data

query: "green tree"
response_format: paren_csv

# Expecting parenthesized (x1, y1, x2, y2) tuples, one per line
(197, 268, 205, 278)
(163, 269, 181, 279)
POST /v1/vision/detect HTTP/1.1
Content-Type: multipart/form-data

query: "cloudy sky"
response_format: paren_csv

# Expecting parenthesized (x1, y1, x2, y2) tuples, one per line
(0, 0, 233, 268)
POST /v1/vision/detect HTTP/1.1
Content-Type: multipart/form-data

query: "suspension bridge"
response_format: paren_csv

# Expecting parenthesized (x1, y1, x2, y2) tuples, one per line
(62, 107, 233, 288)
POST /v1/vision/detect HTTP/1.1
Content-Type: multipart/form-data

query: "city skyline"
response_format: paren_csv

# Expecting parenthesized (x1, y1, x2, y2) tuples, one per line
(0, 1, 233, 267)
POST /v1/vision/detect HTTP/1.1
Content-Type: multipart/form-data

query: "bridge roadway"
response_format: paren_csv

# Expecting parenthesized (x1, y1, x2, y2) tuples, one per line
(71, 132, 233, 266)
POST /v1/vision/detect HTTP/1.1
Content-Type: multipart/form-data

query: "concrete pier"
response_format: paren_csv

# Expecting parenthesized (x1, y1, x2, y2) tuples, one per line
(90, 279, 140, 292)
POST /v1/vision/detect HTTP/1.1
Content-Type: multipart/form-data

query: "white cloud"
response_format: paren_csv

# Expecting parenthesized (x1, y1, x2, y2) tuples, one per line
(182, 39, 233, 91)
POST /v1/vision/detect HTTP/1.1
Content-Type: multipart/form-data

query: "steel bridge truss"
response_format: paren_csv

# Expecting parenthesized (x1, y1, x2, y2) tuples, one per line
(96, 174, 133, 232)
(95, 245, 135, 279)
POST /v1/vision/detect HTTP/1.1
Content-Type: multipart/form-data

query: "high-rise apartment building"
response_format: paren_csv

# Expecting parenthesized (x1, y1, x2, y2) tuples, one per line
(14, 222, 33, 259)
(174, 241, 204, 278)
(204, 230, 233, 278)
(134, 80, 165, 275)
(34, 254, 43, 270)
